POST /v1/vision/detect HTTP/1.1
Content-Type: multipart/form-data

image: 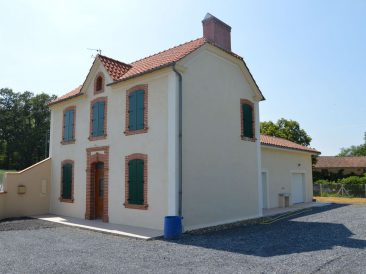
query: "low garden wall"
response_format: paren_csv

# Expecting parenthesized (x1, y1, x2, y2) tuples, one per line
(0, 158, 51, 219)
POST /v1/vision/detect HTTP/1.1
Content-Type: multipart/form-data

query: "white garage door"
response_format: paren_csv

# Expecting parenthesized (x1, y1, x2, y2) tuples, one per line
(292, 173, 305, 204)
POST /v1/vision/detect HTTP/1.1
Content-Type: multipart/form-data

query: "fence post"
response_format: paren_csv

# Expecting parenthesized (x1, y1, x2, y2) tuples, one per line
(320, 184, 322, 196)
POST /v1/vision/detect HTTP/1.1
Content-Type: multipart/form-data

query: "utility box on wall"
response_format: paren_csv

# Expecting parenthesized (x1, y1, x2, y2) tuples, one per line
(17, 185, 26, 195)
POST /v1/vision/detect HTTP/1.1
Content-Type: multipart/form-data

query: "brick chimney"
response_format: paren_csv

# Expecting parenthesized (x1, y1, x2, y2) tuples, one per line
(202, 13, 231, 51)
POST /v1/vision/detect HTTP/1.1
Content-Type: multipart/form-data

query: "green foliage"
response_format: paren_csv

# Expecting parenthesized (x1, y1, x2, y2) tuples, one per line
(314, 173, 366, 185)
(339, 176, 366, 185)
(338, 133, 366, 156)
(313, 169, 351, 182)
(260, 118, 312, 146)
(0, 88, 56, 170)
(315, 179, 336, 185)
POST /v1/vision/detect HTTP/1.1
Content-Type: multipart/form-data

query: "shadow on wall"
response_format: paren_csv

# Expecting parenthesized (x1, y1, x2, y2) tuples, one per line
(166, 204, 366, 257)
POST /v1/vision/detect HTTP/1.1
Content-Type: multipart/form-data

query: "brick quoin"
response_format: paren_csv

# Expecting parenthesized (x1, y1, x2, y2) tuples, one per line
(124, 153, 148, 210)
(240, 99, 256, 142)
(86, 146, 109, 222)
(124, 84, 149, 136)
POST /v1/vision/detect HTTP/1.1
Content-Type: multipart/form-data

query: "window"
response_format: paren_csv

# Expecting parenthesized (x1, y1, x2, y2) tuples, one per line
(241, 99, 255, 140)
(90, 97, 107, 140)
(124, 154, 148, 209)
(94, 74, 104, 94)
(62, 107, 75, 143)
(125, 85, 148, 135)
(60, 161, 74, 202)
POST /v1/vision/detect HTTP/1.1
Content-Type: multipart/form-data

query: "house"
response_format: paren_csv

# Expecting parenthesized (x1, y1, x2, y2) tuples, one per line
(0, 14, 320, 231)
(313, 156, 366, 176)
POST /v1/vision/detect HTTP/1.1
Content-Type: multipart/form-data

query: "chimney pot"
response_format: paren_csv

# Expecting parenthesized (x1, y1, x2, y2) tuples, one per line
(202, 13, 231, 51)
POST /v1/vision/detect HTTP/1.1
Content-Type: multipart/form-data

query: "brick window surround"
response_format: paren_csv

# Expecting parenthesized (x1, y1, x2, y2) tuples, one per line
(85, 146, 109, 222)
(61, 106, 76, 145)
(240, 99, 256, 142)
(94, 73, 105, 94)
(89, 96, 108, 141)
(124, 85, 148, 136)
(59, 160, 74, 203)
(124, 153, 148, 210)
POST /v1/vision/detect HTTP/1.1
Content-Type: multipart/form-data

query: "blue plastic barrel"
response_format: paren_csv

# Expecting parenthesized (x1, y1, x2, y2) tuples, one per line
(164, 216, 182, 239)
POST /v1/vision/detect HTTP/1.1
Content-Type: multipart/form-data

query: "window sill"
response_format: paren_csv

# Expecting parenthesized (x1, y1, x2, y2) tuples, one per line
(88, 134, 107, 141)
(59, 198, 74, 203)
(61, 140, 75, 145)
(241, 136, 256, 142)
(124, 128, 149, 136)
(123, 203, 148, 210)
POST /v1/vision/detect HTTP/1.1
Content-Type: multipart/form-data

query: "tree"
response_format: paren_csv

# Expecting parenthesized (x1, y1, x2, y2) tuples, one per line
(338, 133, 366, 156)
(0, 88, 56, 170)
(260, 118, 312, 146)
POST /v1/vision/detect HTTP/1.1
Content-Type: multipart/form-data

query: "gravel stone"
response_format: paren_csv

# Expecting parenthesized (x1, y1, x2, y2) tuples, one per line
(0, 204, 366, 273)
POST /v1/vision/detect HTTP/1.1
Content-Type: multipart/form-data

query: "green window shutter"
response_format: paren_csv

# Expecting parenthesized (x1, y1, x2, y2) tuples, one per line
(128, 159, 144, 205)
(98, 102, 105, 136)
(136, 90, 144, 130)
(63, 111, 69, 141)
(68, 110, 74, 140)
(92, 103, 98, 136)
(135, 159, 144, 204)
(62, 164, 72, 199)
(129, 93, 137, 131)
(243, 104, 254, 138)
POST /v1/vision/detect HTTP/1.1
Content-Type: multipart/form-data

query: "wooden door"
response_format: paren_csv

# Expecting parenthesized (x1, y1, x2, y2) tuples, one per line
(95, 162, 104, 219)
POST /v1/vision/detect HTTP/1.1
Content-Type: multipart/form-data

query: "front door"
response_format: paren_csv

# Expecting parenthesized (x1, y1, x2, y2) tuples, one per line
(95, 162, 104, 219)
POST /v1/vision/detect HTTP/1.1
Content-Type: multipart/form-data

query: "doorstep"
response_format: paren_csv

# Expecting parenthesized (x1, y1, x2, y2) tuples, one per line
(34, 214, 163, 240)
(262, 202, 332, 217)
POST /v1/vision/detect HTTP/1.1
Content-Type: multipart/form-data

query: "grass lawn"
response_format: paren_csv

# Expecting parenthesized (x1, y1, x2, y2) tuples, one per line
(314, 196, 366, 204)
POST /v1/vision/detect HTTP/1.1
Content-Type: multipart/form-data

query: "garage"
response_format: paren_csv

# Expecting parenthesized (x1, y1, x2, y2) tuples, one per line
(260, 135, 320, 209)
(291, 173, 305, 204)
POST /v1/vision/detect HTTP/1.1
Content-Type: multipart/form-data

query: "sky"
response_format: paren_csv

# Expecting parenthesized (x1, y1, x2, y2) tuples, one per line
(1, 0, 365, 155)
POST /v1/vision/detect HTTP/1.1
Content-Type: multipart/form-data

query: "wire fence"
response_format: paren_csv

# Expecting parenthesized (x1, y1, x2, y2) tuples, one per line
(314, 184, 366, 198)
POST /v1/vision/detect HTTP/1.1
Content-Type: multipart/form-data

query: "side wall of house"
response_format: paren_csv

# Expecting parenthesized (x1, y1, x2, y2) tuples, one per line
(49, 64, 170, 230)
(180, 47, 261, 230)
(261, 147, 313, 208)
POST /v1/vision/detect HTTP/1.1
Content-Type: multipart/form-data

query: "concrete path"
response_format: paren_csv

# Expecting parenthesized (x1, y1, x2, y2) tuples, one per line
(34, 214, 163, 240)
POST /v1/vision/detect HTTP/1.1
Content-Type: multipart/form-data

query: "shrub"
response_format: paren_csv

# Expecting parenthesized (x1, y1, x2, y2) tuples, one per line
(339, 176, 366, 184)
(315, 179, 335, 185)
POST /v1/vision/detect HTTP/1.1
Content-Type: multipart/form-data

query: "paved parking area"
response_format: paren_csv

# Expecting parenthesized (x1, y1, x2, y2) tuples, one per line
(1, 204, 366, 273)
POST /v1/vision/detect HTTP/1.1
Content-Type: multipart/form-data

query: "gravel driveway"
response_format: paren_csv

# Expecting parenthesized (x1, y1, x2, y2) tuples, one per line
(0, 204, 366, 273)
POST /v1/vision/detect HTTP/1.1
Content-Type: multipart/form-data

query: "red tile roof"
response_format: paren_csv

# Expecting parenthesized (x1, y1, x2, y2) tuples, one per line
(118, 38, 207, 81)
(50, 37, 262, 106)
(260, 135, 320, 154)
(98, 55, 132, 81)
(314, 156, 366, 168)
(49, 85, 82, 105)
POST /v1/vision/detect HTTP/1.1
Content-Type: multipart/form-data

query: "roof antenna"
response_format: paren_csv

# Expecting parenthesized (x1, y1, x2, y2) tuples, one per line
(87, 48, 102, 58)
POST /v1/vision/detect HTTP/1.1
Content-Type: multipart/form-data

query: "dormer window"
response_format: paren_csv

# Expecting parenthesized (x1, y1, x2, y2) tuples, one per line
(94, 74, 104, 94)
